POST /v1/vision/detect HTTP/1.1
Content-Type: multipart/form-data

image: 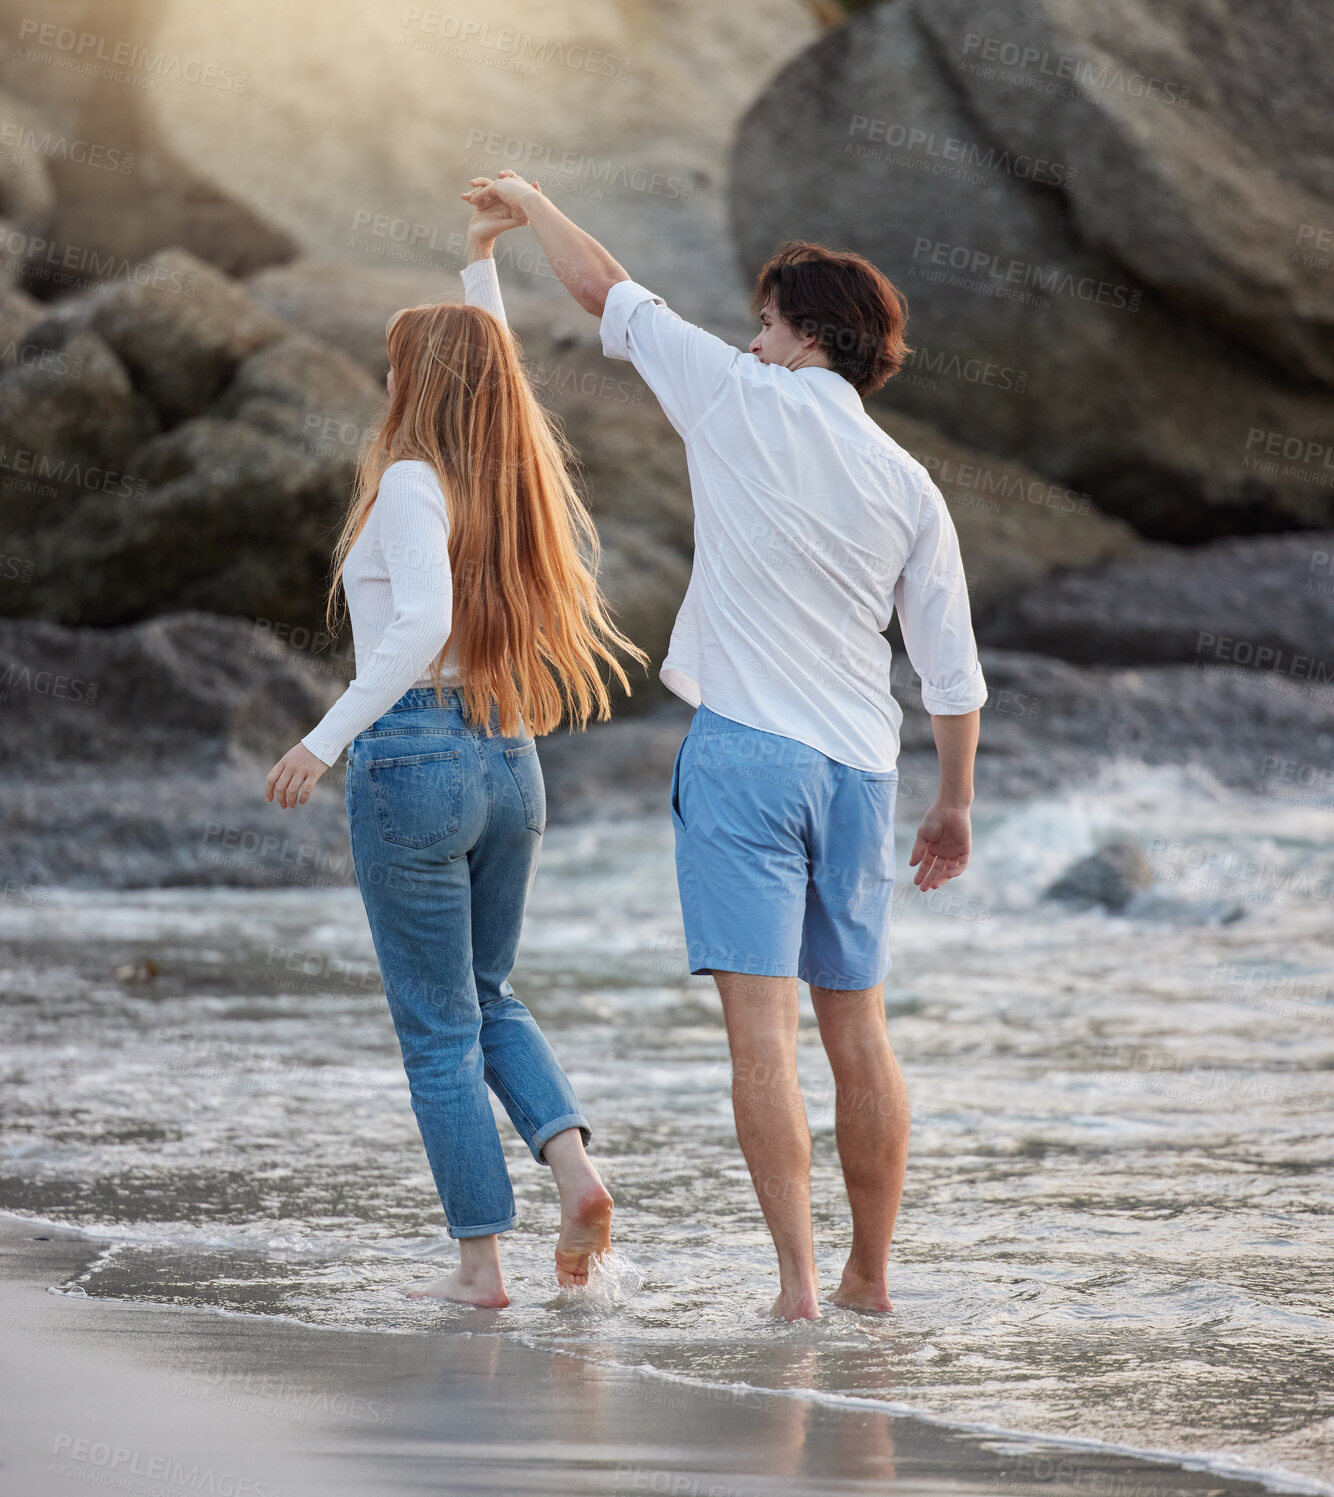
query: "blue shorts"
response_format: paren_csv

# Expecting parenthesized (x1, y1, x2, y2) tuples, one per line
(670, 705, 899, 990)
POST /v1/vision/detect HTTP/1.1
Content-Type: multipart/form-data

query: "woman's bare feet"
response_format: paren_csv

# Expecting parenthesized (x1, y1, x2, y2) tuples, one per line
(829, 1266, 893, 1314)
(406, 1233, 509, 1307)
(543, 1127, 614, 1288)
(771, 1281, 822, 1321)
(554, 1178, 614, 1287)
(405, 1265, 510, 1308)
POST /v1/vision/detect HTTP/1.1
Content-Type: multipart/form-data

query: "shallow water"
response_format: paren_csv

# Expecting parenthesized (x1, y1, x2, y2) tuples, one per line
(2, 761, 1331, 1490)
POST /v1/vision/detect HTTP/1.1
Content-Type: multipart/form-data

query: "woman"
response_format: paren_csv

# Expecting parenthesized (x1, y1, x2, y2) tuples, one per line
(264, 176, 646, 1307)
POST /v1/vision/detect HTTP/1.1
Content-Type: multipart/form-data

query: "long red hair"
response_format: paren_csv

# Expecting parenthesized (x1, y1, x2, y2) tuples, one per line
(328, 298, 647, 735)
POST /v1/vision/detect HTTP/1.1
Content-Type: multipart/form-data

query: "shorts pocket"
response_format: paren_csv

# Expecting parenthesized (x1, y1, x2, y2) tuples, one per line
(504, 740, 546, 833)
(367, 749, 463, 848)
(669, 735, 689, 831)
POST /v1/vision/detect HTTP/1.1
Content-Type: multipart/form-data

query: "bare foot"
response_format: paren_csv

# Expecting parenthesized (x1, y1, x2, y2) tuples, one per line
(830, 1269, 893, 1314)
(405, 1266, 510, 1309)
(554, 1180, 614, 1287)
(771, 1285, 822, 1321)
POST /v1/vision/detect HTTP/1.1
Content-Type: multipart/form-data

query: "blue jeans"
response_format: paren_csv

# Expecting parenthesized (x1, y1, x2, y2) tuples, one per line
(346, 686, 590, 1238)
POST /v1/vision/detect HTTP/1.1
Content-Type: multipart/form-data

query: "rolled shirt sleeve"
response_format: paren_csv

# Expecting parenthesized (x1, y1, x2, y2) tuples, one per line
(893, 482, 988, 715)
(300, 463, 454, 766)
(600, 278, 741, 438)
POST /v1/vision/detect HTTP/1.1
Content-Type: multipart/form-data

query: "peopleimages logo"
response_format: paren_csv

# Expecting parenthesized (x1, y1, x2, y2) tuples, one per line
(848, 113, 1076, 188)
(15, 19, 249, 92)
(958, 31, 1191, 108)
(910, 237, 1141, 311)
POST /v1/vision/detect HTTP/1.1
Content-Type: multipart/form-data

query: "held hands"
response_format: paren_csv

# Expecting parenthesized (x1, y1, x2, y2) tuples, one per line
(265, 743, 330, 810)
(461, 167, 543, 233)
(908, 800, 972, 891)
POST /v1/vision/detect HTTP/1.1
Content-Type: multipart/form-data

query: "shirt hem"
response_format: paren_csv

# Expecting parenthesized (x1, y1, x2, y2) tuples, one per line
(661, 661, 900, 775)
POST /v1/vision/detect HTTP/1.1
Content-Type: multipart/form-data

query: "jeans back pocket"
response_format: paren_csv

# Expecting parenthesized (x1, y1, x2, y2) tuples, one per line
(503, 741, 546, 834)
(367, 749, 464, 848)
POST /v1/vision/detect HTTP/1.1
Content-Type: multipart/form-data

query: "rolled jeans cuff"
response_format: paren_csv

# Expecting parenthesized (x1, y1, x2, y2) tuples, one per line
(531, 1112, 592, 1165)
(449, 1211, 518, 1240)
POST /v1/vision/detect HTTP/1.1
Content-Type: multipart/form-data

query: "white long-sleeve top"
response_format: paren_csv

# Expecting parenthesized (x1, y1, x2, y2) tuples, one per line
(301, 257, 508, 765)
(599, 278, 988, 773)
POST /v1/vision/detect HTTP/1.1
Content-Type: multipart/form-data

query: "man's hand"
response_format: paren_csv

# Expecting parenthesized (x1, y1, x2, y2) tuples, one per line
(908, 800, 972, 891)
(265, 744, 330, 810)
(463, 169, 541, 250)
(461, 168, 542, 221)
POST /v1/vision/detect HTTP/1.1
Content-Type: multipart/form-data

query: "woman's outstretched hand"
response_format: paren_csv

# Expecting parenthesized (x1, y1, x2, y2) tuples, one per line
(265, 743, 330, 809)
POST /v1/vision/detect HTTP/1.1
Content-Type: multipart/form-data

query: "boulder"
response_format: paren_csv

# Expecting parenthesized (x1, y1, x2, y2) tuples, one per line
(0, 88, 59, 230)
(0, 285, 45, 349)
(0, 611, 342, 769)
(246, 261, 475, 375)
(1043, 842, 1156, 911)
(147, 0, 819, 331)
(909, 648, 1334, 798)
(0, 0, 297, 288)
(6, 615, 1333, 886)
(915, 0, 1334, 385)
(0, 328, 159, 532)
(26, 417, 350, 627)
(729, 1, 1334, 539)
(594, 519, 693, 685)
(0, 612, 352, 889)
(872, 409, 1143, 614)
(209, 330, 384, 452)
(87, 248, 290, 423)
(979, 531, 1334, 666)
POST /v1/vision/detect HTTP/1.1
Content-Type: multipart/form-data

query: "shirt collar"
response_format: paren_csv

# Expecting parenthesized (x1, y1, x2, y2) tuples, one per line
(793, 363, 864, 412)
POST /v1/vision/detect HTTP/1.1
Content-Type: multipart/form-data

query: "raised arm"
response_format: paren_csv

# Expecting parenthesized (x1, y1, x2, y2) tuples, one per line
(460, 188, 513, 326)
(462, 172, 739, 438)
(461, 170, 628, 316)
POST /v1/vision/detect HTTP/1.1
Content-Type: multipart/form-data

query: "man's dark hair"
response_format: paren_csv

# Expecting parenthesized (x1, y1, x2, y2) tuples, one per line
(751, 240, 911, 396)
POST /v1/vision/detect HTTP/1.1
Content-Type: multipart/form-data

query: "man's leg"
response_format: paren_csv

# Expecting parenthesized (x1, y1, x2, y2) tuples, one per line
(714, 970, 820, 1321)
(810, 983, 909, 1312)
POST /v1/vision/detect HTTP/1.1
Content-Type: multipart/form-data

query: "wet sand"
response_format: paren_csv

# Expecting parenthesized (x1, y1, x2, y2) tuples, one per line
(1, 1212, 1300, 1497)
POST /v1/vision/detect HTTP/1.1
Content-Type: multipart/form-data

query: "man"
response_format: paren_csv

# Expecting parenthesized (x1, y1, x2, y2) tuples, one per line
(462, 171, 986, 1320)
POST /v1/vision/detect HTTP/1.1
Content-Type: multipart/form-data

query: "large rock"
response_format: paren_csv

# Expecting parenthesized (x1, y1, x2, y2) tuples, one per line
(87, 248, 289, 423)
(0, 87, 58, 232)
(26, 418, 355, 627)
(1043, 842, 1156, 911)
(209, 330, 384, 450)
(0, 252, 384, 634)
(6, 614, 1333, 886)
(873, 409, 1143, 614)
(0, 612, 352, 888)
(916, 0, 1334, 386)
(0, 285, 44, 348)
(980, 531, 1334, 666)
(148, 0, 820, 334)
(729, 1, 1334, 539)
(0, 0, 297, 288)
(247, 261, 502, 376)
(0, 611, 343, 768)
(896, 647, 1334, 799)
(0, 328, 159, 532)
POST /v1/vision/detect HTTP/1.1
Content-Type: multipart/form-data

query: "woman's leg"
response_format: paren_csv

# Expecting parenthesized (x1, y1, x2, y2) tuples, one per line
(469, 733, 612, 1284)
(347, 731, 516, 1303)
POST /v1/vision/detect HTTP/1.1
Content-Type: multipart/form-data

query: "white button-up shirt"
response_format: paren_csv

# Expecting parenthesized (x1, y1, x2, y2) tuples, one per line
(600, 279, 988, 773)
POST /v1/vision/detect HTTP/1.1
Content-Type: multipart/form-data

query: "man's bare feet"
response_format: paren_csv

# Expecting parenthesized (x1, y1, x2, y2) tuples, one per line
(771, 1283, 822, 1321)
(829, 1268, 893, 1314)
(554, 1179, 614, 1287)
(404, 1264, 510, 1308)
